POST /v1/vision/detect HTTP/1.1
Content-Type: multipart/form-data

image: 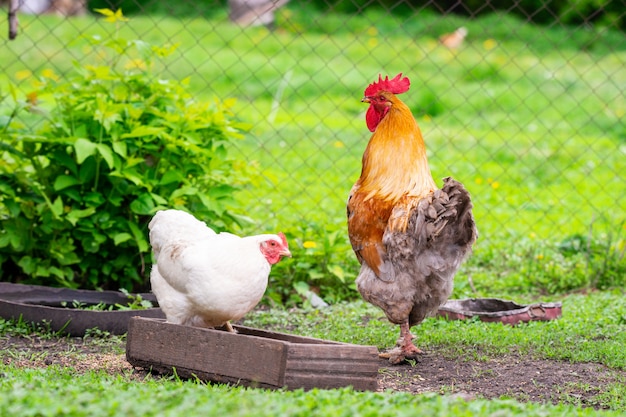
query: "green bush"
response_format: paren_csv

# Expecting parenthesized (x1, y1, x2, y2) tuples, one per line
(0, 10, 248, 291)
(268, 221, 359, 306)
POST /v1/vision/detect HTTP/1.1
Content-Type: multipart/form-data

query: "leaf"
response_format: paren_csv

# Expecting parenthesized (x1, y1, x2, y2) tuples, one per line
(50, 196, 64, 218)
(55, 251, 80, 266)
(94, 8, 129, 23)
(93, 8, 115, 17)
(121, 126, 165, 138)
(109, 168, 144, 186)
(74, 138, 97, 164)
(53, 175, 80, 191)
(150, 193, 168, 205)
(130, 193, 154, 215)
(329, 265, 346, 283)
(96, 143, 115, 169)
(79, 158, 97, 184)
(159, 170, 183, 185)
(17, 256, 36, 274)
(112, 141, 127, 158)
(65, 207, 97, 227)
(128, 221, 149, 252)
(113, 232, 133, 245)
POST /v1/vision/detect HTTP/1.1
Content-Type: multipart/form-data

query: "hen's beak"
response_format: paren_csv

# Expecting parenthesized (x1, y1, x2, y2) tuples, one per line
(361, 96, 371, 103)
(280, 248, 292, 258)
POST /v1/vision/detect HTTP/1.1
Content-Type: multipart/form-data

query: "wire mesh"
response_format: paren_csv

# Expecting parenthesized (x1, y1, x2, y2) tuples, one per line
(2, 0, 625, 275)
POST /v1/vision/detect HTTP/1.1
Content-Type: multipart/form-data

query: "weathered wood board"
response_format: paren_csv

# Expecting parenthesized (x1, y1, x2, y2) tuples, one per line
(126, 317, 379, 391)
(0, 282, 164, 336)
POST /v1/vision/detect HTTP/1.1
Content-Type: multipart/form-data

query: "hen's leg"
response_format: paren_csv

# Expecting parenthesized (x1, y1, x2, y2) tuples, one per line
(224, 321, 237, 333)
(379, 321, 423, 364)
(216, 321, 237, 333)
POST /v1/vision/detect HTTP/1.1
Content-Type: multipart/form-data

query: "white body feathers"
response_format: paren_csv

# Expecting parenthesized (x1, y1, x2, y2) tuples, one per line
(149, 210, 286, 328)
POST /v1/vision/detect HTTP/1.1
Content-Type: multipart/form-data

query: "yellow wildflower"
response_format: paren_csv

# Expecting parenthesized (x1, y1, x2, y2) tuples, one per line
(41, 68, 59, 81)
(303, 241, 317, 249)
(124, 59, 147, 70)
(483, 39, 497, 50)
(15, 70, 32, 81)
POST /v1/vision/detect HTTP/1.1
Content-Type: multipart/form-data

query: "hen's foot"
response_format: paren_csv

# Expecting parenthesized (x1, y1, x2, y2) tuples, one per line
(216, 322, 237, 333)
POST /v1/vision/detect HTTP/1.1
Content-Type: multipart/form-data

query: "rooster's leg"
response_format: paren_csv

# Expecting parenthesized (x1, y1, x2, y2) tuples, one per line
(379, 321, 423, 365)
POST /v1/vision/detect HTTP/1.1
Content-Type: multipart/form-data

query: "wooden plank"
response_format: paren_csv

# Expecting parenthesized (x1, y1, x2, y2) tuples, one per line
(126, 317, 379, 391)
(126, 317, 287, 386)
(284, 373, 379, 391)
(234, 325, 343, 345)
(284, 343, 379, 391)
(287, 343, 379, 360)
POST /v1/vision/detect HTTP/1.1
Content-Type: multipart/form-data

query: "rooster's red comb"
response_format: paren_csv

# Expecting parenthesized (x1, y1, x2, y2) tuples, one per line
(364, 73, 410, 96)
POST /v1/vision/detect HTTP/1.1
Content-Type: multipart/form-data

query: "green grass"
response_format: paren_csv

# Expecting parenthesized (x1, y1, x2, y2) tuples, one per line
(4, 365, 619, 417)
(243, 290, 626, 370)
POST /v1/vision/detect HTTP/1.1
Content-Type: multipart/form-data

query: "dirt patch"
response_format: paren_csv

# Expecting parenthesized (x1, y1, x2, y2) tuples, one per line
(377, 351, 620, 408)
(0, 334, 622, 409)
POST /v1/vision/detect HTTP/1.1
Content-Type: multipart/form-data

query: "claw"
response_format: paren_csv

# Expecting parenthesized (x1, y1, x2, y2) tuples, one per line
(379, 346, 423, 364)
(382, 321, 424, 365)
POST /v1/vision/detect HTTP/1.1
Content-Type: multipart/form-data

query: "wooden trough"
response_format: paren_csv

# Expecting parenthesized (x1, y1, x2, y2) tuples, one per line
(0, 282, 164, 336)
(126, 317, 379, 391)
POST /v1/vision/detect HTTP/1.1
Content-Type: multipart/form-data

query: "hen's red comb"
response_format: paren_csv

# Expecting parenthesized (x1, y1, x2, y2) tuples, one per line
(277, 232, 288, 247)
(364, 73, 410, 96)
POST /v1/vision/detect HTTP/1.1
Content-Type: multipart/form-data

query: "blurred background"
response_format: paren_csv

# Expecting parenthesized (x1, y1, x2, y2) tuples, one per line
(1, 0, 624, 304)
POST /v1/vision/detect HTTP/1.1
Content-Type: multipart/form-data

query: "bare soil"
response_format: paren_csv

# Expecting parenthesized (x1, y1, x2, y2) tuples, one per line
(1, 334, 622, 410)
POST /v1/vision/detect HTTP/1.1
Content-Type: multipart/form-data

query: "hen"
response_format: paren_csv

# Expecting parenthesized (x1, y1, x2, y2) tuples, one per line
(347, 74, 477, 364)
(149, 209, 291, 332)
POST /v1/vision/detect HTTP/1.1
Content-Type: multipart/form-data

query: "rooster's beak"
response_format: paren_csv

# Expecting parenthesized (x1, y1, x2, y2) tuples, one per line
(361, 97, 371, 103)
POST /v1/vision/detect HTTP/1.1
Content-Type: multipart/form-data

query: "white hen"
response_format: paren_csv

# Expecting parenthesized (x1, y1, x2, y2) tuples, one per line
(149, 209, 291, 332)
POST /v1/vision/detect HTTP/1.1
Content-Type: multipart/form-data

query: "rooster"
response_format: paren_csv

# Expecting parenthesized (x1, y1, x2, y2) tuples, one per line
(149, 209, 291, 332)
(347, 74, 477, 364)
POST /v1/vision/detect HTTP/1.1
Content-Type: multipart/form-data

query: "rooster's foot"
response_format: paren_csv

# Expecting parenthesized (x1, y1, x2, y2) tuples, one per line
(379, 344, 424, 365)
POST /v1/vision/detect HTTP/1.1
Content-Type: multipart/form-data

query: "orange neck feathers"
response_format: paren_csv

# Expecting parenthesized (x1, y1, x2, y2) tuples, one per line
(358, 94, 436, 202)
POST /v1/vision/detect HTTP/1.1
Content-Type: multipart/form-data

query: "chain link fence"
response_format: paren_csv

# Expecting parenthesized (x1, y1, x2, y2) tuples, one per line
(2, 0, 625, 291)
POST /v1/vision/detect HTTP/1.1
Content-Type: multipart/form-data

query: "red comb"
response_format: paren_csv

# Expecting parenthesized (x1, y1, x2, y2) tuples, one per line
(277, 232, 288, 247)
(364, 73, 410, 96)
